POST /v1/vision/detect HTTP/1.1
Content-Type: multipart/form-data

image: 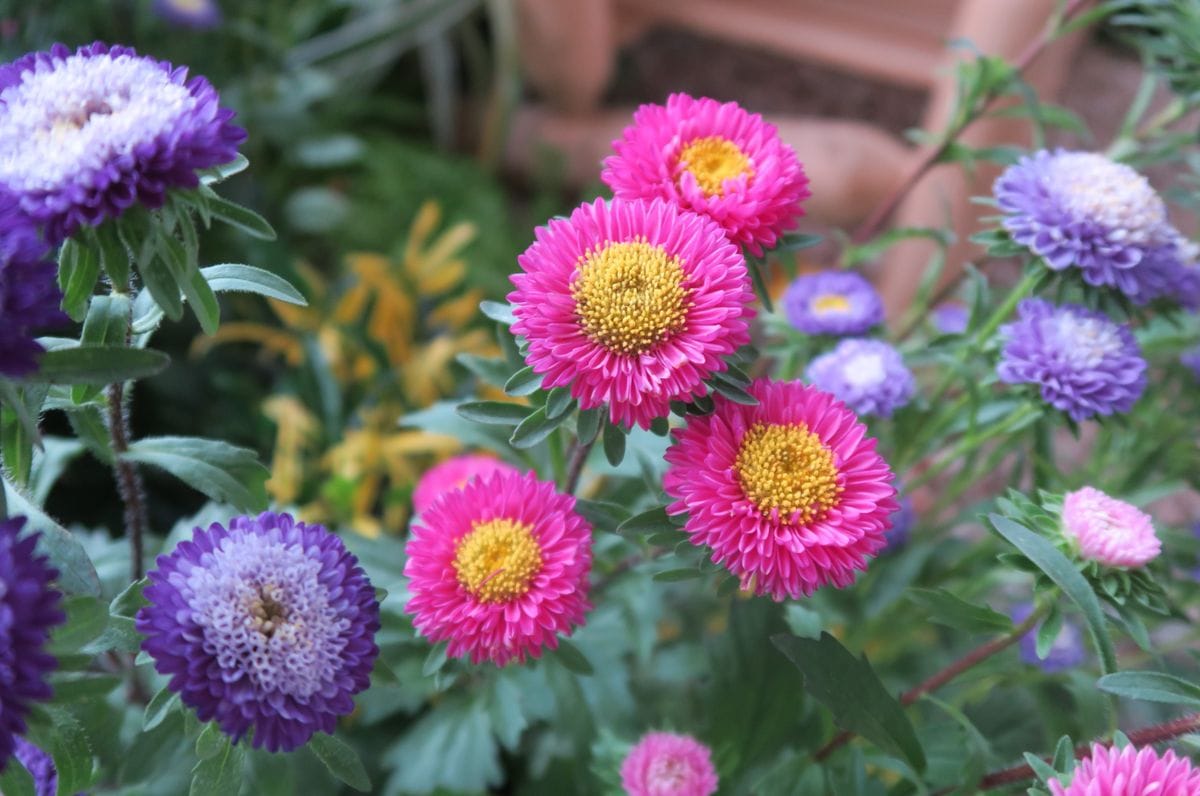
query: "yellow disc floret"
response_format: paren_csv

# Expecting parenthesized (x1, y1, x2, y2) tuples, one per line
(735, 422, 842, 522)
(454, 518, 543, 603)
(572, 239, 690, 356)
(812, 293, 851, 314)
(678, 136, 754, 197)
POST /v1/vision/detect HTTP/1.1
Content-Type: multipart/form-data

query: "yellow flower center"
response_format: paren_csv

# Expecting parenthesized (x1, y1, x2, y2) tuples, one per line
(678, 136, 754, 197)
(812, 293, 851, 314)
(453, 518, 543, 603)
(572, 239, 690, 356)
(735, 422, 842, 522)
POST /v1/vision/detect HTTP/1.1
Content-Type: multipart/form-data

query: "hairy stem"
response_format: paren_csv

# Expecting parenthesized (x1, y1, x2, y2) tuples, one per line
(815, 605, 1047, 761)
(107, 381, 148, 580)
(563, 438, 595, 495)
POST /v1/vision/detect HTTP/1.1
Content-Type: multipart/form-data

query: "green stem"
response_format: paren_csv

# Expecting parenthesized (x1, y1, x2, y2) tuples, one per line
(548, 427, 566, 487)
(905, 404, 1040, 492)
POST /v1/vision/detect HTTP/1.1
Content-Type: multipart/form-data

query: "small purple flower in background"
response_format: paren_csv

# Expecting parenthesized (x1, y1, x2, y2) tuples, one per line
(0, 42, 245, 243)
(997, 299, 1146, 422)
(0, 202, 64, 376)
(13, 738, 57, 796)
(0, 518, 65, 770)
(882, 496, 915, 553)
(805, 338, 915, 418)
(153, 0, 222, 29)
(136, 512, 380, 752)
(1012, 604, 1087, 672)
(782, 270, 884, 336)
(995, 149, 1199, 305)
(1181, 346, 1200, 382)
(931, 302, 969, 335)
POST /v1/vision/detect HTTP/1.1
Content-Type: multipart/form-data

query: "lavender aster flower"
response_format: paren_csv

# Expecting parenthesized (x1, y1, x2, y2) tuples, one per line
(1180, 345, 1200, 383)
(805, 338, 915, 418)
(995, 149, 1197, 305)
(136, 512, 380, 752)
(1012, 604, 1087, 672)
(0, 200, 64, 376)
(13, 738, 56, 796)
(0, 518, 64, 770)
(782, 270, 884, 335)
(931, 302, 969, 335)
(997, 299, 1146, 422)
(153, 0, 223, 29)
(0, 42, 245, 243)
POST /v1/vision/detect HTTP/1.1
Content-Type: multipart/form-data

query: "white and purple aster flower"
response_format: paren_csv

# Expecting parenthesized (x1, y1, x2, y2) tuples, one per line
(136, 512, 380, 753)
(997, 299, 1146, 422)
(0, 42, 245, 244)
(805, 338, 915, 418)
(153, 0, 223, 29)
(0, 199, 64, 376)
(1012, 604, 1086, 672)
(995, 149, 1198, 305)
(782, 270, 884, 336)
(0, 517, 65, 770)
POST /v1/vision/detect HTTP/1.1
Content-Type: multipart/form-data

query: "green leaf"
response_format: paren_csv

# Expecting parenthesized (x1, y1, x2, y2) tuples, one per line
(907, 588, 1013, 634)
(74, 295, 131, 403)
(747, 256, 774, 312)
(575, 406, 602, 445)
(64, 405, 113, 464)
(199, 153, 250, 185)
(573, 499, 630, 530)
(47, 596, 108, 655)
(144, 687, 181, 732)
(308, 734, 371, 792)
(110, 577, 149, 618)
(190, 733, 246, 796)
(204, 192, 277, 240)
(552, 637, 594, 676)
(0, 387, 40, 487)
(195, 723, 226, 760)
(44, 707, 93, 795)
(82, 615, 142, 654)
(27, 345, 169, 385)
(455, 353, 511, 388)
(1052, 734, 1075, 773)
(504, 366, 542, 397)
(616, 506, 673, 536)
(479, 300, 516, 325)
(456, 400, 529, 425)
(47, 672, 121, 702)
(3, 479, 101, 596)
(602, 421, 626, 467)
(201, 264, 308, 305)
(773, 632, 926, 771)
(711, 372, 759, 406)
(1023, 752, 1061, 786)
(988, 515, 1117, 674)
(139, 254, 185, 321)
(1096, 671, 1200, 707)
(545, 387, 574, 420)
(0, 757, 35, 796)
(121, 436, 268, 511)
(509, 407, 568, 450)
(422, 641, 449, 677)
(57, 239, 101, 322)
(653, 568, 705, 582)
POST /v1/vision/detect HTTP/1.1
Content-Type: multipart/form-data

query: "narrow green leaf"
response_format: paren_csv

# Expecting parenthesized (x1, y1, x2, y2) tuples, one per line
(773, 632, 926, 771)
(616, 506, 673, 536)
(47, 672, 121, 702)
(95, 222, 131, 289)
(190, 734, 246, 796)
(653, 568, 705, 582)
(456, 401, 529, 425)
(509, 407, 567, 450)
(575, 406, 603, 445)
(308, 734, 372, 792)
(201, 264, 307, 305)
(747, 257, 774, 312)
(57, 239, 101, 322)
(74, 295, 131, 403)
(552, 638, 594, 676)
(455, 354, 511, 388)
(545, 387, 574, 420)
(480, 300, 516, 325)
(64, 405, 114, 464)
(602, 421, 626, 467)
(988, 515, 1117, 674)
(422, 642, 449, 677)
(144, 688, 181, 732)
(907, 588, 1013, 634)
(1051, 735, 1075, 772)
(711, 373, 759, 406)
(139, 255, 185, 321)
(121, 436, 268, 511)
(110, 577, 149, 618)
(573, 499, 630, 529)
(504, 366, 542, 397)
(199, 153, 250, 185)
(3, 480, 101, 596)
(1023, 753, 1061, 786)
(27, 346, 169, 385)
(1096, 671, 1200, 707)
(204, 192, 277, 240)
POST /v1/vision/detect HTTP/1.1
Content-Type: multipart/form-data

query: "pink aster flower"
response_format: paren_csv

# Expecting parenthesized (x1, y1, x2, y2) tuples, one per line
(602, 93, 810, 255)
(1062, 487, 1160, 568)
(403, 470, 592, 666)
(620, 731, 719, 796)
(412, 454, 522, 516)
(1049, 744, 1200, 796)
(509, 197, 754, 430)
(664, 378, 897, 600)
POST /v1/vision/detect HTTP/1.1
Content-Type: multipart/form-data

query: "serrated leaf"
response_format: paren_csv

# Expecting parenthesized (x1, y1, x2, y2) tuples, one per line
(204, 192, 276, 240)
(121, 436, 268, 511)
(602, 421, 626, 466)
(989, 515, 1117, 674)
(308, 733, 371, 792)
(27, 346, 169, 385)
(45, 707, 92, 796)
(456, 401, 529, 425)
(552, 638, 593, 676)
(201, 264, 307, 305)
(1096, 671, 1200, 707)
(773, 632, 926, 771)
(616, 506, 673, 536)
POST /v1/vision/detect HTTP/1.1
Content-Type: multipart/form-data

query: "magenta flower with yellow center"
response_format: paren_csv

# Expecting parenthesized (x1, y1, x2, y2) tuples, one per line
(664, 378, 897, 600)
(1049, 744, 1200, 796)
(602, 93, 810, 255)
(404, 470, 593, 666)
(620, 731, 719, 796)
(1062, 486, 1160, 568)
(411, 454, 521, 516)
(509, 197, 754, 430)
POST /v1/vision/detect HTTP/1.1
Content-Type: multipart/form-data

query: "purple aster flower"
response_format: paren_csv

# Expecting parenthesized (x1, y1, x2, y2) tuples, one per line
(997, 299, 1146, 422)
(0, 199, 64, 376)
(0, 42, 245, 244)
(0, 517, 65, 770)
(931, 302, 969, 335)
(153, 0, 223, 29)
(1180, 346, 1200, 382)
(782, 270, 884, 335)
(995, 149, 1197, 305)
(805, 338, 915, 418)
(1012, 604, 1087, 672)
(882, 496, 915, 553)
(13, 738, 56, 796)
(136, 512, 380, 753)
